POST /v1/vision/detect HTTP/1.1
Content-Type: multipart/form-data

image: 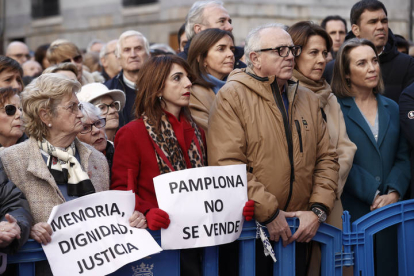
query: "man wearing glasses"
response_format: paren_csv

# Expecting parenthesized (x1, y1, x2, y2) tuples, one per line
(6, 41, 31, 65)
(207, 23, 339, 275)
(99, 40, 121, 82)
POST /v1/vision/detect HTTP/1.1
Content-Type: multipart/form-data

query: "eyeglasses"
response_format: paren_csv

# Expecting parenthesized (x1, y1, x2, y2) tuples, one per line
(62, 55, 83, 64)
(256, 45, 302, 57)
(104, 51, 115, 56)
(80, 118, 106, 134)
(96, 101, 121, 115)
(58, 102, 83, 114)
(1, 105, 22, 116)
(11, 53, 31, 60)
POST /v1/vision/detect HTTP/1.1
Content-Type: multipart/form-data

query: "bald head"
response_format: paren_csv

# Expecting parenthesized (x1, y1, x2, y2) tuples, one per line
(22, 60, 42, 77)
(6, 41, 30, 65)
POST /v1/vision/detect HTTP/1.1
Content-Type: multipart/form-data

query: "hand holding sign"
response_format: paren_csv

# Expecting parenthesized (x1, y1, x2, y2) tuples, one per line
(243, 200, 255, 221)
(30, 222, 53, 245)
(43, 190, 162, 276)
(146, 208, 170, 230)
(154, 164, 248, 250)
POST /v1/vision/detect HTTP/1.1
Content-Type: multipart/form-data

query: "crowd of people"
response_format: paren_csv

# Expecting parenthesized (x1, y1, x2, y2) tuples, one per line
(0, 0, 413, 275)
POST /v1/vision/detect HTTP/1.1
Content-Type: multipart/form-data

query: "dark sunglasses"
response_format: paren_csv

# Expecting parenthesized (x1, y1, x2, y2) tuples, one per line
(62, 55, 83, 64)
(1, 105, 22, 116)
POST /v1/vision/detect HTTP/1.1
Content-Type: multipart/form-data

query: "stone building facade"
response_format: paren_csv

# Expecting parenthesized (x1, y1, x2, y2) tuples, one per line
(0, 0, 412, 53)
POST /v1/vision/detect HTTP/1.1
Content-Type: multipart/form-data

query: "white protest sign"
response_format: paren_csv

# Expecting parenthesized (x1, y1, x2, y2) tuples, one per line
(43, 190, 162, 276)
(154, 164, 248, 250)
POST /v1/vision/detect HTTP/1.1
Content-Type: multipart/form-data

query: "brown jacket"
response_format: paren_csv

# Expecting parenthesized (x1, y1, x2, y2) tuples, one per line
(208, 68, 339, 223)
(0, 137, 110, 223)
(189, 84, 216, 133)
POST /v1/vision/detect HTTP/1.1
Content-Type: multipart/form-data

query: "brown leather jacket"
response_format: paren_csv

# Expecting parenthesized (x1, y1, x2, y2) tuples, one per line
(208, 68, 339, 223)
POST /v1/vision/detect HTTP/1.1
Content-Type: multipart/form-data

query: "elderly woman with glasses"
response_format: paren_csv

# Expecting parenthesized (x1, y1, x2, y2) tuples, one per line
(77, 102, 113, 170)
(77, 83, 125, 141)
(46, 39, 94, 86)
(0, 73, 110, 273)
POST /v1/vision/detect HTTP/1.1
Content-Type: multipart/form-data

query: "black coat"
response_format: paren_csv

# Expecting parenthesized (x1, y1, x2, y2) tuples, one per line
(104, 70, 136, 127)
(178, 38, 247, 69)
(0, 160, 33, 254)
(323, 29, 414, 104)
(399, 82, 414, 198)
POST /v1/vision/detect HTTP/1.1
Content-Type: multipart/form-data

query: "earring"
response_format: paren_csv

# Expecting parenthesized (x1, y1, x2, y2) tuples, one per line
(48, 123, 52, 127)
(346, 78, 351, 88)
(159, 96, 162, 101)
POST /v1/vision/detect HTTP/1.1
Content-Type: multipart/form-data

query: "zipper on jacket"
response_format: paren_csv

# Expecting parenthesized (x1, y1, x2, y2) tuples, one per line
(271, 82, 295, 211)
(294, 120, 303, 153)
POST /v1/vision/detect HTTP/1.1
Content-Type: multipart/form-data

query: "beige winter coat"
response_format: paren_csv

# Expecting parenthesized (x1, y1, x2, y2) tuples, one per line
(0, 137, 110, 224)
(292, 70, 357, 229)
(208, 68, 339, 223)
(189, 84, 216, 133)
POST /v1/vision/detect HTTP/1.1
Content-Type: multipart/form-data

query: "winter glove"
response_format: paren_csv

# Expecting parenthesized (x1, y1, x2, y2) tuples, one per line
(243, 200, 255, 221)
(146, 208, 170, 230)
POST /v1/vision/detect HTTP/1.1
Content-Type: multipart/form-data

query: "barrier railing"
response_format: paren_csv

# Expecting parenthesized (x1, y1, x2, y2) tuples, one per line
(7, 199, 414, 275)
(342, 199, 414, 276)
(7, 219, 343, 275)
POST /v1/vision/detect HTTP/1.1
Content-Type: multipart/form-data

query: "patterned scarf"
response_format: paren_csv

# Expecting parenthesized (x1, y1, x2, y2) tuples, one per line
(38, 138, 95, 197)
(143, 113, 206, 174)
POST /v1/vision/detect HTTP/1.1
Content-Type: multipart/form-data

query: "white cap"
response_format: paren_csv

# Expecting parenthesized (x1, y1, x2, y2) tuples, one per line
(77, 83, 126, 110)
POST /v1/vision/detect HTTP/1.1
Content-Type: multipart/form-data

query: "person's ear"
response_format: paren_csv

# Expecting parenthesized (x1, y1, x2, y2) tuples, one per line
(39, 108, 51, 126)
(194, 24, 203, 34)
(250, 52, 261, 69)
(351, 24, 360, 38)
(100, 57, 108, 67)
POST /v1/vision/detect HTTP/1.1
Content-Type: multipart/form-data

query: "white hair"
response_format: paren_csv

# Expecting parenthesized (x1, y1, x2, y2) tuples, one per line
(149, 43, 176, 55)
(87, 39, 104, 53)
(115, 30, 150, 58)
(80, 101, 102, 123)
(244, 23, 287, 68)
(185, 1, 224, 41)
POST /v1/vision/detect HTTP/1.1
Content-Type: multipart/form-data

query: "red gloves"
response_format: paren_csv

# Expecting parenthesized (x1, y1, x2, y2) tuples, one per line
(146, 208, 170, 230)
(243, 200, 255, 221)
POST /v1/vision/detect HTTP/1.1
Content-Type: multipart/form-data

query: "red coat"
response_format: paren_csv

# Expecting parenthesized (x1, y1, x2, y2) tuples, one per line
(110, 112, 206, 214)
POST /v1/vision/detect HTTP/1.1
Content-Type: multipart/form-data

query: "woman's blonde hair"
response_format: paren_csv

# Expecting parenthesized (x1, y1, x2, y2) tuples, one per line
(42, 62, 79, 76)
(21, 73, 81, 140)
(46, 39, 82, 65)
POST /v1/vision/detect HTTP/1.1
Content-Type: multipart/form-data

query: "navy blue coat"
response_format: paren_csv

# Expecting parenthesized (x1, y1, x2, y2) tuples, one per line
(104, 70, 136, 127)
(399, 82, 414, 198)
(338, 94, 410, 276)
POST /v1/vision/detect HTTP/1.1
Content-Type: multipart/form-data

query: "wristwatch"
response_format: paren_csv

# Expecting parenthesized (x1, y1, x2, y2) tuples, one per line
(311, 207, 327, 223)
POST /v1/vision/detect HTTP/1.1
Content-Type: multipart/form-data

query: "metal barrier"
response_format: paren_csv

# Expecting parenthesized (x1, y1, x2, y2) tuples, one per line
(7, 200, 414, 275)
(7, 218, 344, 275)
(342, 199, 414, 276)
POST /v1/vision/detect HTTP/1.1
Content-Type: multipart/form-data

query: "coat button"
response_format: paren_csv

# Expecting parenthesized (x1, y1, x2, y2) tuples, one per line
(375, 176, 381, 182)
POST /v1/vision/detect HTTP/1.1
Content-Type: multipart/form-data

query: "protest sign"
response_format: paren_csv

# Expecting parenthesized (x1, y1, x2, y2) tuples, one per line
(153, 164, 248, 250)
(43, 190, 162, 276)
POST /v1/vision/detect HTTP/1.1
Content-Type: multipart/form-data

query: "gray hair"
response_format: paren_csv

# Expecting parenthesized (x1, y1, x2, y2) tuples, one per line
(87, 39, 104, 53)
(185, 1, 224, 41)
(244, 23, 287, 68)
(115, 30, 150, 58)
(80, 101, 102, 123)
(149, 43, 176, 55)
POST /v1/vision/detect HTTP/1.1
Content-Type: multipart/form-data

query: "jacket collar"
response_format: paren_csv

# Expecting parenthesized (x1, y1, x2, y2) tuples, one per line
(341, 94, 390, 149)
(239, 67, 299, 104)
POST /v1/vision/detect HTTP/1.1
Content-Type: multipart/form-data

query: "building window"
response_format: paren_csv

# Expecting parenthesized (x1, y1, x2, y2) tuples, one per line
(31, 0, 60, 19)
(122, 0, 157, 7)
